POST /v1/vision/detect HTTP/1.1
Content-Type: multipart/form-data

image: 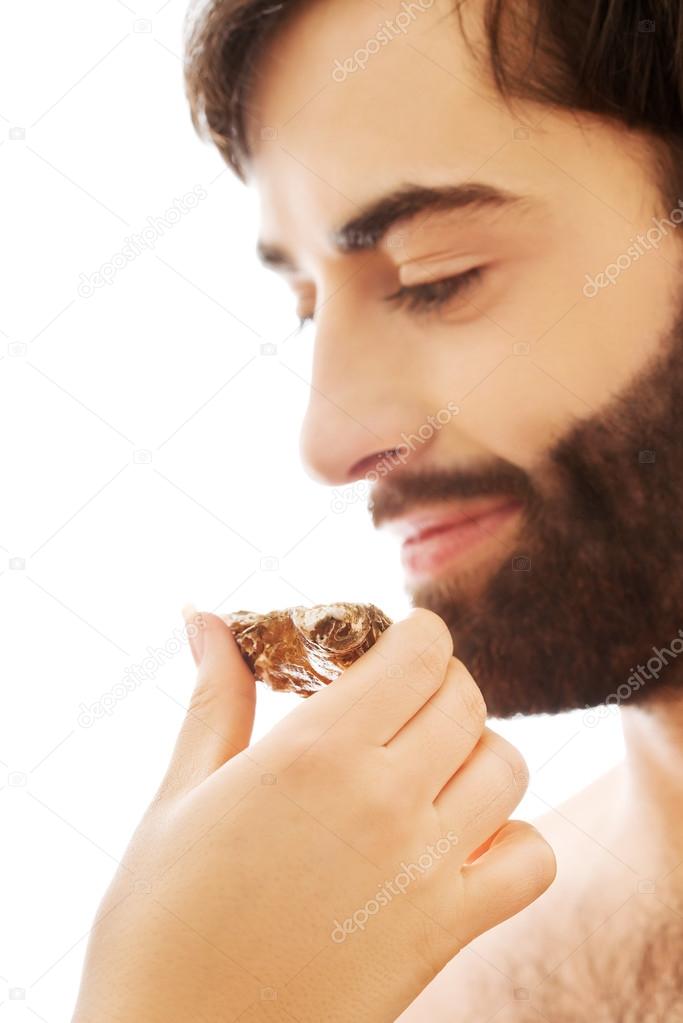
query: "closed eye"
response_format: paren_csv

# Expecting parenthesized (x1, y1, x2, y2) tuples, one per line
(295, 265, 484, 329)
(383, 266, 484, 314)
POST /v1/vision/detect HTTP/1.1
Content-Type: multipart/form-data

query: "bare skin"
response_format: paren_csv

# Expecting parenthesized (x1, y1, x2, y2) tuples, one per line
(399, 705, 683, 1021)
(242, 0, 683, 1018)
(72, 0, 683, 1014)
(72, 610, 554, 1023)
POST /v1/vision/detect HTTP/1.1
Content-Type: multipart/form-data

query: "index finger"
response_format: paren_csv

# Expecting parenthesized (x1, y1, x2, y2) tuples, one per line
(301, 607, 454, 745)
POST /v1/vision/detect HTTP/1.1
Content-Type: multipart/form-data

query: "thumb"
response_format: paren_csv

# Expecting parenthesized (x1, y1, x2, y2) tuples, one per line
(156, 610, 257, 802)
(458, 821, 556, 943)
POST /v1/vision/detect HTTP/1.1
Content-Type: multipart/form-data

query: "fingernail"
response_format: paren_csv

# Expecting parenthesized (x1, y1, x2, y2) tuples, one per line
(182, 603, 206, 667)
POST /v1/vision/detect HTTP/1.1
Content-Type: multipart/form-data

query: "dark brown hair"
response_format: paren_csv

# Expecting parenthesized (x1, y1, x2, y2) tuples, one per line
(183, 0, 683, 190)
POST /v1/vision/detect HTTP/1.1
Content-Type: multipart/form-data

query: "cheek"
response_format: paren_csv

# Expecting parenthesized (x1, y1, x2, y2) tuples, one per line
(419, 320, 580, 467)
(424, 232, 681, 467)
(453, 357, 588, 466)
(536, 252, 679, 410)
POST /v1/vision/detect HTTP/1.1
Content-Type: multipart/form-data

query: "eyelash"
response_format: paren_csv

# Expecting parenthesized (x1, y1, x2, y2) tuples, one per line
(296, 266, 483, 329)
(383, 266, 483, 313)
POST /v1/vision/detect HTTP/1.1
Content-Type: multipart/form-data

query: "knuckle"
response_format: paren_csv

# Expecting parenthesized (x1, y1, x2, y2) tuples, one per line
(406, 612, 453, 688)
(412, 649, 449, 694)
(495, 740, 529, 795)
(262, 708, 329, 772)
(456, 666, 487, 731)
(412, 609, 454, 659)
(381, 611, 453, 696)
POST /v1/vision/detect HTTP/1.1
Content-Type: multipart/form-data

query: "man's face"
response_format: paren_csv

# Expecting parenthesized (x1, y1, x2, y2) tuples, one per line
(248, 0, 683, 715)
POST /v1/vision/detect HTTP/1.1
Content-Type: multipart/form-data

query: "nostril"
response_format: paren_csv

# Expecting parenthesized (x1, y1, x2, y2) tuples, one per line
(350, 446, 411, 480)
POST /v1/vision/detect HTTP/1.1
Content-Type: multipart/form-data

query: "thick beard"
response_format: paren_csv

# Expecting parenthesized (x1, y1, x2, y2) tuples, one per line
(406, 315, 683, 717)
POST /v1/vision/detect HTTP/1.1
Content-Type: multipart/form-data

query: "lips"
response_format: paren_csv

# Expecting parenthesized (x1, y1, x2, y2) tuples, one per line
(386, 497, 523, 581)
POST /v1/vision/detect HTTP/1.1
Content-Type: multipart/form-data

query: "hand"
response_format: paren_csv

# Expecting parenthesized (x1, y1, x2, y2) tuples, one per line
(72, 609, 555, 1023)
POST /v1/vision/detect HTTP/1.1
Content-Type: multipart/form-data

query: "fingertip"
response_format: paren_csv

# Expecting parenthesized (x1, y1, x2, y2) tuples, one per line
(158, 611, 258, 800)
(183, 609, 252, 680)
(182, 603, 205, 667)
(514, 822, 557, 891)
(458, 820, 557, 942)
(487, 819, 557, 894)
(202, 612, 257, 686)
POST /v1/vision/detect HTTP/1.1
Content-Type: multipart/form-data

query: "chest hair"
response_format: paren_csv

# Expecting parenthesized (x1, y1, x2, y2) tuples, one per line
(459, 908, 683, 1022)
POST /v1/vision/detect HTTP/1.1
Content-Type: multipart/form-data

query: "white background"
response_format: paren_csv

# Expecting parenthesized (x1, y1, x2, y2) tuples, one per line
(0, 2, 624, 1019)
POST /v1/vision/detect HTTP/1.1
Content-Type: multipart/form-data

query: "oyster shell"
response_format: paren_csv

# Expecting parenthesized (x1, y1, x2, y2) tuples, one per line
(224, 602, 392, 696)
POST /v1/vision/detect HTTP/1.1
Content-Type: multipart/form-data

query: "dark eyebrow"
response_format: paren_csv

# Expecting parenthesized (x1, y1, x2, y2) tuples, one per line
(256, 181, 529, 271)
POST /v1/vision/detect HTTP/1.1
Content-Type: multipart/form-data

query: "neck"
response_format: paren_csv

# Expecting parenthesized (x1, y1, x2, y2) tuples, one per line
(620, 694, 683, 869)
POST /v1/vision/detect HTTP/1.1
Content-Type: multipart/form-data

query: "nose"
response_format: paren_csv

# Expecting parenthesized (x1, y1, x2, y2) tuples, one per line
(298, 311, 435, 487)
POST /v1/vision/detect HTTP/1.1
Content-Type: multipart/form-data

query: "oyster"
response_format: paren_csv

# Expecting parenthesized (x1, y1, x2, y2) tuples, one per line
(224, 602, 392, 696)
